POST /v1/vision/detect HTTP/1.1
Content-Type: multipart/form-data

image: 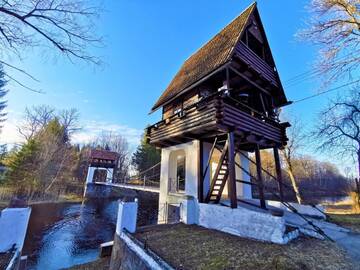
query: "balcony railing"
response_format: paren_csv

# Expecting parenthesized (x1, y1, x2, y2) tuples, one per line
(147, 92, 288, 147)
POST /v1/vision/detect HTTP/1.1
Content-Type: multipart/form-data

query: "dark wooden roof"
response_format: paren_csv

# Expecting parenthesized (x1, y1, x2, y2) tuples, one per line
(151, 3, 256, 112)
(90, 149, 118, 161)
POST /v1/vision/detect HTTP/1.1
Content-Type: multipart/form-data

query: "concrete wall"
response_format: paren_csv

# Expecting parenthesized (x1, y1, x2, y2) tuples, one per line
(158, 140, 253, 224)
(198, 203, 288, 244)
(158, 141, 200, 223)
(110, 200, 173, 270)
(0, 207, 31, 270)
(86, 167, 114, 184)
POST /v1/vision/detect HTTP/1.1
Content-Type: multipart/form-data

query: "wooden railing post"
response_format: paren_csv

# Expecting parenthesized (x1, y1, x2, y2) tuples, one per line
(255, 145, 266, 209)
(227, 132, 237, 208)
(273, 147, 284, 201)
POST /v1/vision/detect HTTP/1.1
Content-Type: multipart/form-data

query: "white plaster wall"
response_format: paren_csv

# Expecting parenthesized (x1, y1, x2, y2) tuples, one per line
(87, 167, 114, 184)
(0, 207, 32, 252)
(236, 151, 252, 199)
(106, 168, 114, 183)
(86, 167, 96, 184)
(158, 140, 199, 224)
(116, 199, 138, 235)
(198, 203, 288, 244)
(202, 142, 212, 198)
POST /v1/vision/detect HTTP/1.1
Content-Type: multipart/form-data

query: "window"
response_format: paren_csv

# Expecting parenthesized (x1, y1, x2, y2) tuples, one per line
(176, 155, 186, 191)
(173, 102, 183, 115)
(169, 150, 186, 193)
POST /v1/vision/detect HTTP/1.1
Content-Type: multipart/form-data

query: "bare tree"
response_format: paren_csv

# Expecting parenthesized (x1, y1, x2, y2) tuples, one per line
(281, 118, 305, 203)
(18, 105, 54, 140)
(18, 105, 79, 141)
(0, 0, 102, 90)
(59, 108, 80, 138)
(299, 0, 360, 83)
(313, 89, 360, 178)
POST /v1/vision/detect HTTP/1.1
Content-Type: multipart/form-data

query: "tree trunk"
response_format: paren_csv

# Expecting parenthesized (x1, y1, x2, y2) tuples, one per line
(357, 150, 360, 180)
(285, 161, 302, 204)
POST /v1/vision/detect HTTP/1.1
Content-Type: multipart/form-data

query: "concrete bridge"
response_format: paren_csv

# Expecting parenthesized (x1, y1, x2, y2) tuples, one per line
(84, 182, 159, 199)
(94, 182, 159, 193)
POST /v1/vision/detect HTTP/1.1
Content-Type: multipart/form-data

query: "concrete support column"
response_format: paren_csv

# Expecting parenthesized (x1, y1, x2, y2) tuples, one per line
(86, 167, 96, 184)
(116, 199, 138, 235)
(202, 142, 212, 200)
(110, 199, 139, 270)
(235, 151, 253, 199)
(106, 168, 114, 183)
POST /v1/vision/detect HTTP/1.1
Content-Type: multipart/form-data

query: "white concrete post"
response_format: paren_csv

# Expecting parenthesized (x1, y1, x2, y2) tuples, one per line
(202, 142, 212, 199)
(106, 168, 114, 183)
(235, 151, 252, 199)
(116, 199, 138, 235)
(180, 196, 197, 224)
(86, 167, 96, 184)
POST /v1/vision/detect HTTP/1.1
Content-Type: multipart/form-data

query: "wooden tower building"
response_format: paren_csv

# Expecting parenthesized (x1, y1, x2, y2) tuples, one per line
(147, 3, 290, 223)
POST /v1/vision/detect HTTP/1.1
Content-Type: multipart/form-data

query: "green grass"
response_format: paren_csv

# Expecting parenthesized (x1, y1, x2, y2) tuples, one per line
(329, 214, 360, 233)
(134, 223, 357, 270)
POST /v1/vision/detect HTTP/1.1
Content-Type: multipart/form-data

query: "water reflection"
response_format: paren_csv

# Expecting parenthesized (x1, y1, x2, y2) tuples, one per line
(23, 200, 118, 270)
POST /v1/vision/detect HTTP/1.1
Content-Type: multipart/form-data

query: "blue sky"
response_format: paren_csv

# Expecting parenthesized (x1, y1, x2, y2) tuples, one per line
(0, 0, 351, 169)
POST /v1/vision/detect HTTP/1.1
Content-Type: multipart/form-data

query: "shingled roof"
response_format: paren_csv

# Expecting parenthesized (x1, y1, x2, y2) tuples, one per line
(151, 2, 256, 112)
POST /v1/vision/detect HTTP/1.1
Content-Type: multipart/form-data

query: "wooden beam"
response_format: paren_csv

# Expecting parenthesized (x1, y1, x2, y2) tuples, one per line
(229, 66, 271, 96)
(227, 132, 237, 208)
(273, 147, 284, 201)
(254, 145, 266, 209)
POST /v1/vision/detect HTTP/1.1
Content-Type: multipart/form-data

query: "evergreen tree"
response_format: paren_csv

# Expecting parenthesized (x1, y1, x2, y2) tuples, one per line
(3, 118, 79, 196)
(3, 139, 40, 193)
(132, 134, 161, 173)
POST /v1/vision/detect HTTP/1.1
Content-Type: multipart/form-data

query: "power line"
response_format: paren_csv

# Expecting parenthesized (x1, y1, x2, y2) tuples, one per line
(291, 79, 360, 104)
(283, 50, 360, 89)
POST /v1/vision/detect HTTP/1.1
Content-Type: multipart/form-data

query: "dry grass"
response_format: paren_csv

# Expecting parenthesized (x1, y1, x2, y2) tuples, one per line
(64, 258, 110, 270)
(135, 224, 357, 270)
(328, 214, 360, 234)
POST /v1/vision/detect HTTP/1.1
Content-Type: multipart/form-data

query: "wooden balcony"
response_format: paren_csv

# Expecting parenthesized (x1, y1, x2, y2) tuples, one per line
(147, 94, 288, 149)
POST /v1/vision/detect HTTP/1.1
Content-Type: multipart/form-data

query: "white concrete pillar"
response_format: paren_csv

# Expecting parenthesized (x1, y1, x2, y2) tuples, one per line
(106, 168, 114, 183)
(202, 142, 212, 199)
(180, 196, 197, 224)
(116, 199, 138, 235)
(236, 151, 252, 199)
(86, 167, 96, 184)
(158, 148, 170, 224)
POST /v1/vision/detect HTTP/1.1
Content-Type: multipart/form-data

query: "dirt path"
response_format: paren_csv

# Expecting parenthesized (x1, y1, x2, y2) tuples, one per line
(330, 230, 360, 263)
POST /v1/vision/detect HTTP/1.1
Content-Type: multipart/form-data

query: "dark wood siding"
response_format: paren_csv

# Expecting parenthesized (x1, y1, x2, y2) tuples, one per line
(234, 42, 278, 87)
(148, 94, 287, 147)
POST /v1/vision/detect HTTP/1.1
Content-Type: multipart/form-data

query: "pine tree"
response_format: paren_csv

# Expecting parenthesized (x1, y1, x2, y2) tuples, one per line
(132, 134, 161, 173)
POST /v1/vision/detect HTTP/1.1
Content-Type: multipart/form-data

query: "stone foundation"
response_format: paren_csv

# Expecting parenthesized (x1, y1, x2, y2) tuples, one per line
(198, 203, 298, 244)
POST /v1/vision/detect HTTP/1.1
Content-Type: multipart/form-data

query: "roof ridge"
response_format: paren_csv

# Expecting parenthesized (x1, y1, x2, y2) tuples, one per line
(226, 2, 257, 60)
(151, 2, 258, 112)
(182, 2, 257, 64)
